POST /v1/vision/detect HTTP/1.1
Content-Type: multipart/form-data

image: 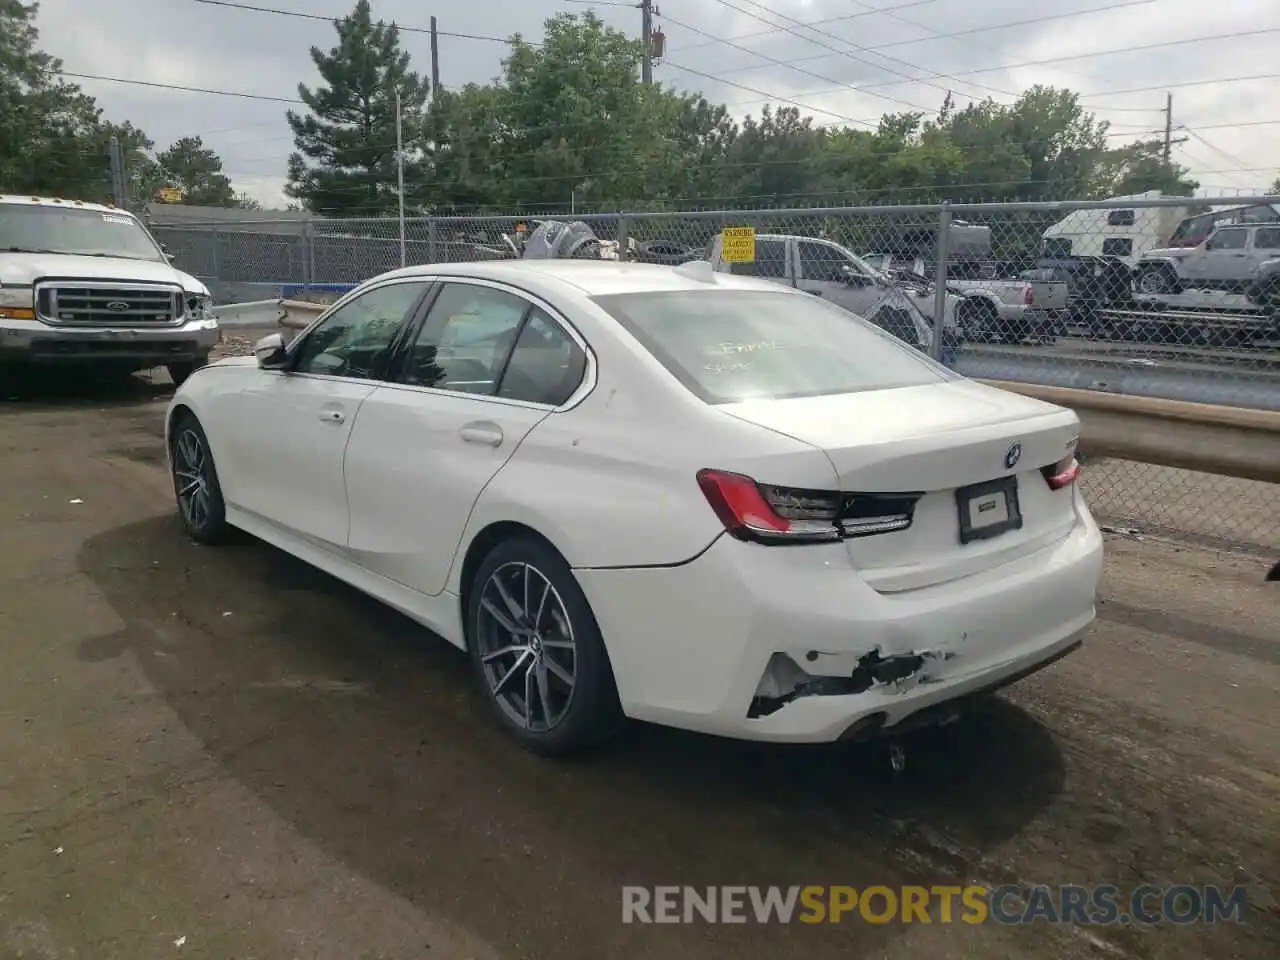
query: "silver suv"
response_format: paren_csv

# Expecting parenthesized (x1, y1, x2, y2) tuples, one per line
(1135, 223, 1280, 297)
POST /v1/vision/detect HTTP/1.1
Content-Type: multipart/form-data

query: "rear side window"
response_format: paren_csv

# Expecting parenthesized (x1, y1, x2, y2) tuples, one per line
(1102, 238, 1133, 257)
(592, 289, 951, 404)
(1107, 209, 1136, 226)
(1254, 227, 1280, 250)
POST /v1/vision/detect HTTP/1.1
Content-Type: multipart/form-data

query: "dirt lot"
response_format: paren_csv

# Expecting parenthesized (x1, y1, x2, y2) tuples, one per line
(0, 368, 1276, 960)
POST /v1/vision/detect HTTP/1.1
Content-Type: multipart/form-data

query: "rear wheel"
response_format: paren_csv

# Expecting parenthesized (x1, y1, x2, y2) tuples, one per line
(170, 414, 228, 544)
(466, 536, 623, 756)
(959, 299, 999, 343)
(167, 355, 209, 388)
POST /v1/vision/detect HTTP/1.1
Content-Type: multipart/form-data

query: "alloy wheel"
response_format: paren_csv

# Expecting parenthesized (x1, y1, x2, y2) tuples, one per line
(173, 428, 213, 531)
(475, 561, 578, 732)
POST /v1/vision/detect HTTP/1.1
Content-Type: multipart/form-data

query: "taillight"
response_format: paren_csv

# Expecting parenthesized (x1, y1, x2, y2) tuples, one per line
(696, 469, 841, 544)
(1041, 455, 1080, 490)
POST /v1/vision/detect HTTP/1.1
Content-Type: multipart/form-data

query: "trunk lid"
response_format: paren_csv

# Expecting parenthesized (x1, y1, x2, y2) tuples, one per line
(720, 380, 1082, 592)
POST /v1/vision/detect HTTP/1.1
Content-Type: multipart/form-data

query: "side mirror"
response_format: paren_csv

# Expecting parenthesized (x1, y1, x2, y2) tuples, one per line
(254, 332, 288, 369)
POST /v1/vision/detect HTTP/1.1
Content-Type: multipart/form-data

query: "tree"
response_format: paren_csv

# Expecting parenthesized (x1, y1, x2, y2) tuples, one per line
(285, 0, 431, 215)
(1270, 175, 1280, 195)
(1096, 138, 1199, 197)
(157, 136, 238, 206)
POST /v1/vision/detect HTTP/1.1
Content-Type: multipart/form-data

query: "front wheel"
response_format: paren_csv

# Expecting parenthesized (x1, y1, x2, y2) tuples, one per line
(466, 536, 623, 756)
(170, 414, 228, 544)
(167, 355, 209, 388)
(1136, 264, 1180, 297)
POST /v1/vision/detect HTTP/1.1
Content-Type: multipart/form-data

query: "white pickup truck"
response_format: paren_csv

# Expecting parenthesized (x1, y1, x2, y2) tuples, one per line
(0, 195, 220, 385)
(705, 233, 962, 349)
(862, 253, 1070, 343)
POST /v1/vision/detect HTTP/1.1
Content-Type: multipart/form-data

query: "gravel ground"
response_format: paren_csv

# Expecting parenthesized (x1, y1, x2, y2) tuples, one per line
(0, 351, 1273, 960)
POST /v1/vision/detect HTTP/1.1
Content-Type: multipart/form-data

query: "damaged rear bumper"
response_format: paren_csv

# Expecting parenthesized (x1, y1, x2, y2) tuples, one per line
(575, 494, 1103, 743)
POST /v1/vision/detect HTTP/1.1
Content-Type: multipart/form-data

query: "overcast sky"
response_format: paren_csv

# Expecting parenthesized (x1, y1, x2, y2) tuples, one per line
(35, 0, 1280, 208)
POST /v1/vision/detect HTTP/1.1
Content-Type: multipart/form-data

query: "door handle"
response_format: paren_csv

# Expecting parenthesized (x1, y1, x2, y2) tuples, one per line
(318, 409, 345, 424)
(460, 422, 503, 447)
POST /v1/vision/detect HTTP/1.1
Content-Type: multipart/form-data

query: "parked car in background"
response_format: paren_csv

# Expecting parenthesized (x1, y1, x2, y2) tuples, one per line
(166, 258, 1103, 755)
(0, 195, 219, 385)
(704, 232, 941, 348)
(864, 253, 1068, 343)
(1134, 223, 1280, 297)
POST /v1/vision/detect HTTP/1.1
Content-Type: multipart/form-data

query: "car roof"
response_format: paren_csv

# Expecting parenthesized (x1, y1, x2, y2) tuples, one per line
(368, 258, 790, 297)
(0, 194, 134, 216)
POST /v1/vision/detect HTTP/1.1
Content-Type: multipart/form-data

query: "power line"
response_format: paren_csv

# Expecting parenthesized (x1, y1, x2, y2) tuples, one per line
(700, 28, 1280, 109)
(659, 11, 939, 115)
(63, 71, 302, 104)
(675, 0, 1159, 58)
(1078, 73, 1280, 106)
(668, 0, 944, 52)
(190, 0, 514, 43)
(705, 0, 1017, 106)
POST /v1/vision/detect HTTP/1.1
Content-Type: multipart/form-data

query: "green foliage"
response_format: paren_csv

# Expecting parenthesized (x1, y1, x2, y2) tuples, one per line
(408, 13, 1205, 214)
(158, 136, 237, 206)
(285, 0, 431, 215)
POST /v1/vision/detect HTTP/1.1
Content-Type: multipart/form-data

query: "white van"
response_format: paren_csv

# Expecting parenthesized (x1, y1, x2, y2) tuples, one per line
(1040, 191, 1191, 266)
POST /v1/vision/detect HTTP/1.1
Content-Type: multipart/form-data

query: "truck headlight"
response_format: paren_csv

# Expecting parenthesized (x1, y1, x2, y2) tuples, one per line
(0, 283, 36, 320)
(184, 293, 215, 321)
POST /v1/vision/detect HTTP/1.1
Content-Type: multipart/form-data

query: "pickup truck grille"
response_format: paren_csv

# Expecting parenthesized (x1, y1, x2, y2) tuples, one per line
(35, 283, 184, 326)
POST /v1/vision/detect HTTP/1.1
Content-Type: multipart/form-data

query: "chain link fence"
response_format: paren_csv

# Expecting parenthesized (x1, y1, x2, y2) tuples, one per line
(150, 196, 1280, 556)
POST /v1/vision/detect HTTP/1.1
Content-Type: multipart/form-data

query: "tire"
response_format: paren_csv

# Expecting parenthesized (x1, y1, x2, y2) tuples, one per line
(169, 413, 228, 545)
(167, 355, 209, 388)
(959, 299, 999, 343)
(1136, 264, 1179, 296)
(466, 535, 624, 756)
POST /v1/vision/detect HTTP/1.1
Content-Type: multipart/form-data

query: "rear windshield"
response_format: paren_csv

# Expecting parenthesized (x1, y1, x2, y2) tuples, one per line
(591, 289, 951, 404)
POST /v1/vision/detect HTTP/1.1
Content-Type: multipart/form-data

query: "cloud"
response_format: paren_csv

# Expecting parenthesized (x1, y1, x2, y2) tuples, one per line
(33, 0, 1280, 207)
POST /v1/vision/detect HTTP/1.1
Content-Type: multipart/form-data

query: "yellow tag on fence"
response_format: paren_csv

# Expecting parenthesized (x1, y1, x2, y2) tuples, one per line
(720, 226, 756, 263)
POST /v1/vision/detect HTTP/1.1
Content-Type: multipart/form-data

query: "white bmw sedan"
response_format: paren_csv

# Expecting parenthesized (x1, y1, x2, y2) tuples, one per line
(166, 259, 1103, 755)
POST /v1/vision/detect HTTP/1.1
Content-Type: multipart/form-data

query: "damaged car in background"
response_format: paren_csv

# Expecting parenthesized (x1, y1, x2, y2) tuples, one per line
(166, 257, 1104, 758)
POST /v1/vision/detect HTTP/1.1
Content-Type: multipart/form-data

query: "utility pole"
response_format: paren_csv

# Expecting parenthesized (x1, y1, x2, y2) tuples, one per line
(395, 88, 406, 268)
(1162, 92, 1173, 165)
(640, 0, 653, 84)
(429, 16, 440, 98)
(108, 136, 127, 208)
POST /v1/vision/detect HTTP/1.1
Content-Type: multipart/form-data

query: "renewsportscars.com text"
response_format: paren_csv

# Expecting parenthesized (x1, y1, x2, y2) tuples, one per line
(621, 884, 1249, 925)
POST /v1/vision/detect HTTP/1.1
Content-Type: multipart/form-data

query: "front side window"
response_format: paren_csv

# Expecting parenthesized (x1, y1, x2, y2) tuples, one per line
(400, 283, 529, 395)
(797, 240, 853, 282)
(0, 205, 165, 261)
(291, 282, 425, 378)
(1102, 238, 1133, 257)
(593, 289, 951, 404)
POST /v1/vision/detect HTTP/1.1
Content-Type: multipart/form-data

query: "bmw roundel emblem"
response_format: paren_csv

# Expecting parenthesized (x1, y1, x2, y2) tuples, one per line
(1004, 443, 1023, 470)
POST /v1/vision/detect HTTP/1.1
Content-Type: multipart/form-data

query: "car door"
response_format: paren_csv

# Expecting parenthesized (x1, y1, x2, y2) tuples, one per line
(1189, 227, 1250, 284)
(222, 279, 429, 552)
(343, 280, 590, 596)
